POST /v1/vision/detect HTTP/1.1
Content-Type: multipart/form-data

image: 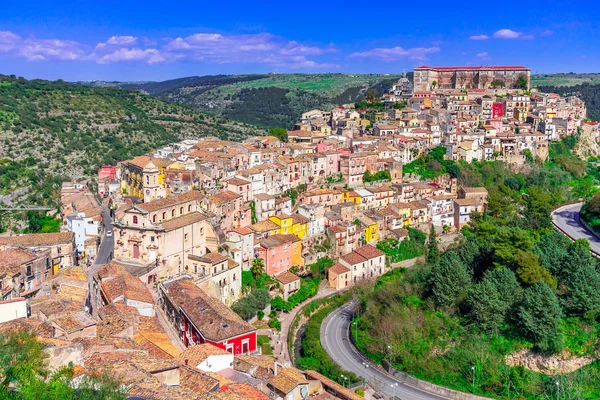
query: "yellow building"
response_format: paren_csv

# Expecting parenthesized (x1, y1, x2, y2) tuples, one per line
(394, 204, 412, 227)
(291, 214, 309, 239)
(342, 190, 361, 205)
(120, 156, 172, 202)
(289, 236, 304, 268)
(514, 108, 528, 122)
(358, 216, 379, 243)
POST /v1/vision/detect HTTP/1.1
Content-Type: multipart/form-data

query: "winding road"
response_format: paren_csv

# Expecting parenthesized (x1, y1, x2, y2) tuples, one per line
(551, 202, 600, 254)
(321, 302, 448, 400)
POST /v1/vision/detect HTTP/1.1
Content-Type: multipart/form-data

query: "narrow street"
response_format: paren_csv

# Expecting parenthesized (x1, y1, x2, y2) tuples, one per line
(87, 204, 114, 318)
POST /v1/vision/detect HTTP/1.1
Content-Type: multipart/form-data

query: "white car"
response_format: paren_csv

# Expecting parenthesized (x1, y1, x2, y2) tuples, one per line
(105, 230, 113, 237)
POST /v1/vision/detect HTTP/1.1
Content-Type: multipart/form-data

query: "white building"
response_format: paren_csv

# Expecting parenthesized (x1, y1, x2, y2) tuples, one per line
(66, 212, 100, 253)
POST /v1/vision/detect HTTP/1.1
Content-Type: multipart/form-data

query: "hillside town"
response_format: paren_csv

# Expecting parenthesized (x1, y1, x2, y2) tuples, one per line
(0, 65, 597, 400)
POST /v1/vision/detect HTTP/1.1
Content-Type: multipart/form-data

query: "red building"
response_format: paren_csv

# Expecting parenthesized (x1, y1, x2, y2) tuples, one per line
(159, 277, 257, 355)
(492, 103, 504, 119)
(98, 165, 117, 180)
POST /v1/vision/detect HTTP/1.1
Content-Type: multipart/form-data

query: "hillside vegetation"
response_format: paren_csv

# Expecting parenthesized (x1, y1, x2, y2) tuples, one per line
(531, 73, 600, 88)
(88, 73, 404, 128)
(0, 74, 264, 211)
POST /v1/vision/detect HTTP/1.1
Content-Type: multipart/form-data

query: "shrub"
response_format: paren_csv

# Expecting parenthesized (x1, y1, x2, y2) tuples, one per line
(257, 310, 265, 320)
(355, 388, 365, 397)
(268, 317, 281, 331)
(231, 289, 270, 320)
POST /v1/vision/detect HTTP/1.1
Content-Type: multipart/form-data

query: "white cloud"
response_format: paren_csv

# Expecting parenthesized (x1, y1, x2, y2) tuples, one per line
(163, 32, 336, 68)
(476, 52, 488, 57)
(469, 35, 489, 40)
(0, 31, 85, 61)
(348, 46, 440, 62)
(542, 30, 554, 36)
(493, 29, 522, 39)
(0, 30, 338, 69)
(96, 48, 165, 64)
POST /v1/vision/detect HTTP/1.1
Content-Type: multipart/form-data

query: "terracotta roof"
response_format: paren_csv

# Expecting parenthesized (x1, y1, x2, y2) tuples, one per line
(268, 367, 307, 394)
(164, 279, 255, 342)
(328, 263, 350, 276)
(228, 227, 253, 235)
(340, 252, 367, 266)
(210, 190, 242, 206)
(176, 343, 230, 367)
(52, 311, 95, 334)
(127, 155, 174, 169)
(260, 234, 300, 249)
(137, 191, 204, 213)
(161, 212, 206, 232)
(248, 220, 279, 233)
(461, 186, 488, 194)
(454, 198, 482, 206)
(390, 228, 409, 239)
(275, 271, 299, 285)
(0, 232, 73, 247)
(225, 383, 270, 400)
(227, 177, 251, 186)
(0, 248, 36, 276)
(96, 262, 154, 304)
(291, 214, 309, 224)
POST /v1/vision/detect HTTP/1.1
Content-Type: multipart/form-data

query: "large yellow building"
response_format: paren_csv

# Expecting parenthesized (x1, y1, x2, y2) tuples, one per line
(269, 213, 309, 239)
(120, 156, 173, 202)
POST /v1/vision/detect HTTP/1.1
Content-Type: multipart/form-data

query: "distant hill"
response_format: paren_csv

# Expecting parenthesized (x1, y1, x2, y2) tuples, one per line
(0, 75, 264, 212)
(87, 73, 407, 128)
(532, 73, 600, 88)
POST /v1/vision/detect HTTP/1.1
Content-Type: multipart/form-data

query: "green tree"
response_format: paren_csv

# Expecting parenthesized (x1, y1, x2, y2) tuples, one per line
(425, 225, 441, 265)
(251, 257, 265, 278)
(467, 279, 505, 333)
(523, 186, 553, 231)
(516, 281, 563, 352)
(430, 253, 472, 308)
(362, 170, 372, 183)
(431, 80, 437, 89)
(365, 90, 378, 103)
(516, 75, 528, 90)
(515, 251, 556, 288)
(0, 331, 125, 399)
(562, 261, 600, 316)
(534, 231, 571, 276)
(486, 267, 522, 306)
(269, 127, 287, 142)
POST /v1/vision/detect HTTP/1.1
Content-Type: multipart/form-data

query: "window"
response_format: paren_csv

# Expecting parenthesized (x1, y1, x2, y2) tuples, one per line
(172, 209, 175, 217)
(188, 204, 192, 212)
(133, 215, 138, 224)
(185, 233, 189, 241)
(194, 265, 198, 273)
(26, 264, 32, 276)
(180, 207, 184, 215)
(153, 215, 157, 223)
(200, 228, 204, 235)
(162, 212, 166, 220)
(151, 236, 155, 242)
(214, 267, 217, 274)
(233, 274, 236, 281)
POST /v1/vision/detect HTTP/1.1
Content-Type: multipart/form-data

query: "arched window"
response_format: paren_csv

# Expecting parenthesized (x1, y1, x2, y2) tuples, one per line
(152, 215, 156, 223)
(133, 215, 138, 224)
(180, 207, 184, 215)
(162, 212, 166, 220)
(188, 204, 192, 212)
(171, 209, 175, 217)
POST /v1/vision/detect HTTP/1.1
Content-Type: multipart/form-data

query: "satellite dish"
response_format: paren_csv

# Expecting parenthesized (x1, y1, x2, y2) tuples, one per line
(300, 386, 308, 399)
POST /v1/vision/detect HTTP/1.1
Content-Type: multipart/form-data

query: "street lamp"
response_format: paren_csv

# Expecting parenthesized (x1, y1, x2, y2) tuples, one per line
(362, 362, 369, 386)
(390, 383, 398, 400)
(471, 366, 475, 393)
(387, 345, 392, 364)
(555, 381, 559, 400)
(341, 375, 348, 388)
(353, 321, 358, 342)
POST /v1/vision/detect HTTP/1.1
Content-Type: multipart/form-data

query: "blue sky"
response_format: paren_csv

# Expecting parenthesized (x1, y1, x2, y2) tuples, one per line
(0, 0, 597, 81)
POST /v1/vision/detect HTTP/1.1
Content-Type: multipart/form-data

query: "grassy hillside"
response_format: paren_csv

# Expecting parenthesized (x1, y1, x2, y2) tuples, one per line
(89, 73, 405, 128)
(0, 75, 264, 211)
(532, 73, 600, 88)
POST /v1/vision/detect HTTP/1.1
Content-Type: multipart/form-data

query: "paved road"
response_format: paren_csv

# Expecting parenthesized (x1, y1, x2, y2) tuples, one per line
(321, 302, 448, 400)
(551, 202, 600, 254)
(87, 204, 114, 317)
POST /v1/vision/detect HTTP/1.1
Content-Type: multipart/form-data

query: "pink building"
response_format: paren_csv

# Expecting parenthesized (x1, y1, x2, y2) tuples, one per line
(324, 152, 341, 177)
(98, 165, 116, 181)
(257, 234, 299, 276)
